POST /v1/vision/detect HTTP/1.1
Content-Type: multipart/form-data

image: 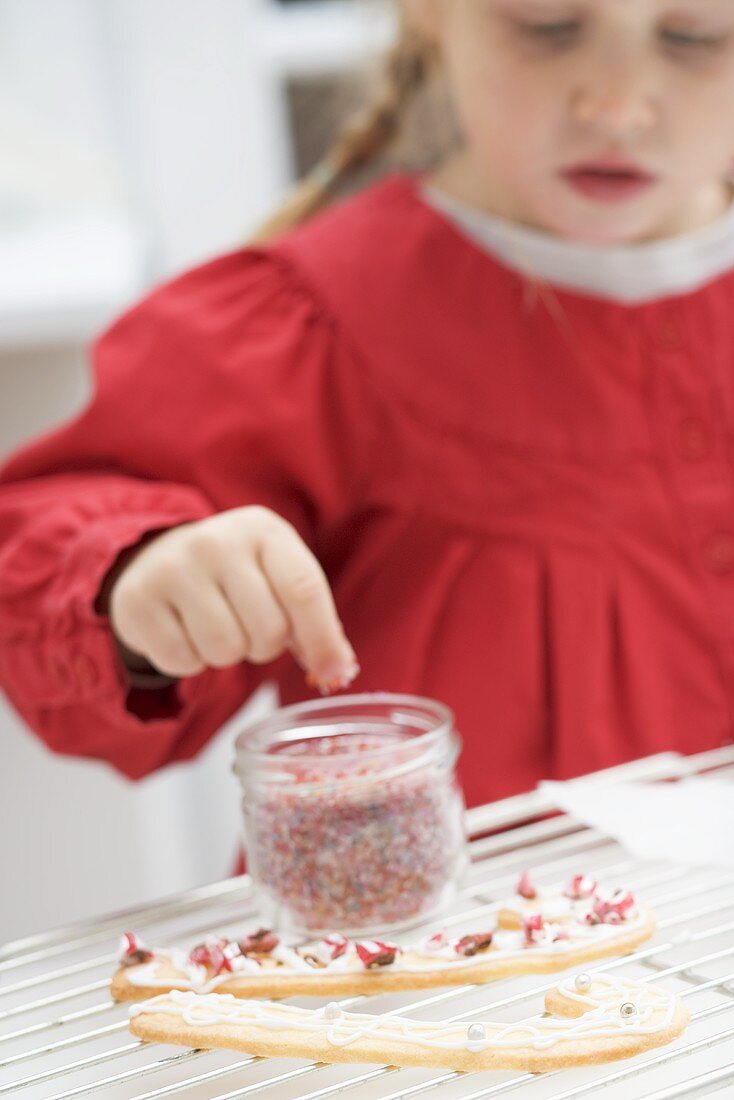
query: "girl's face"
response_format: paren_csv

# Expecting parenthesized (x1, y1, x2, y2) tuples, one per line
(414, 0, 734, 242)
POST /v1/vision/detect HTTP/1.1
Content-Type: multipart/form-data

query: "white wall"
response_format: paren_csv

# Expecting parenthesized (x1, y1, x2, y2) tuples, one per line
(0, 0, 387, 946)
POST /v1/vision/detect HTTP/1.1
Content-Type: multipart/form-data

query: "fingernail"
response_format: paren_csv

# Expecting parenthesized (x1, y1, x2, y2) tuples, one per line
(306, 661, 360, 696)
(339, 661, 360, 688)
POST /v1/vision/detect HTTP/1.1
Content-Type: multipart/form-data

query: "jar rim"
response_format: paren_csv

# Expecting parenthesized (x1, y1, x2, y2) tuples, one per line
(234, 691, 455, 769)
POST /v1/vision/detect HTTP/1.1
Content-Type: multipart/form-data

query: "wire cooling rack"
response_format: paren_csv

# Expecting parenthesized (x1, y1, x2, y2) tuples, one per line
(2, 746, 734, 1100)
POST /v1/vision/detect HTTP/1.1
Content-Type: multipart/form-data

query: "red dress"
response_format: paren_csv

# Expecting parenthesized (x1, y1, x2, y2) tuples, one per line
(1, 174, 733, 809)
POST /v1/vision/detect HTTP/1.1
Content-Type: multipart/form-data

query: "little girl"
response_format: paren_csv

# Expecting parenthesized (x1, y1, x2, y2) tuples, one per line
(3, 0, 734, 809)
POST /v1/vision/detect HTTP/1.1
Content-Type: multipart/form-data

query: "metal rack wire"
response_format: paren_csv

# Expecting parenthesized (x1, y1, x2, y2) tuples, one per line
(3, 746, 734, 1100)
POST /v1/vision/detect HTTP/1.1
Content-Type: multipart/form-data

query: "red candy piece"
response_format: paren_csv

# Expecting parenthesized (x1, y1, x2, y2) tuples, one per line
(118, 932, 153, 967)
(565, 874, 598, 900)
(522, 913, 546, 945)
(322, 934, 349, 960)
(516, 871, 538, 899)
(587, 890, 636, 925)
(208, 943, 230, 975)
(239, 928, 279, 955)
(189, 937, 241, 975)
(298, 934, 351, 968)
(189, 942, 213, 967)
(454, 932, 493, 957)
(610, 890, 636, 916)
(120, 932, 142, 955)
(521, 915, 569, 946)
(355, 939, 399, 968)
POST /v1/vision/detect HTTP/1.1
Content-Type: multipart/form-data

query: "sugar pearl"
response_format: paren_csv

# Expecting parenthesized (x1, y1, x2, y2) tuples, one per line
(324, 1002, 343, 1022)
(620, 1002, 637, 1018)
(466, 1023, 487, 1050)
(574, 972, 592, 991)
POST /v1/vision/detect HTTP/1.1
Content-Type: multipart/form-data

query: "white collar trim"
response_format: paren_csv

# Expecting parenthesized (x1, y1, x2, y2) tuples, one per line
(422, 182, 734, 305)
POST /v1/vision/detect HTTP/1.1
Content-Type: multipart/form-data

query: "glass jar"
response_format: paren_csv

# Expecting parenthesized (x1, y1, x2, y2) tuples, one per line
(233, 693, 467, 936)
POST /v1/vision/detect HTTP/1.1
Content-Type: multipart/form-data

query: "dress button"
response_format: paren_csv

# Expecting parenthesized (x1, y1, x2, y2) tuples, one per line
(655, 314, 684, 352)
(677, 418, 710, 461)
(704, 532, 734, 573)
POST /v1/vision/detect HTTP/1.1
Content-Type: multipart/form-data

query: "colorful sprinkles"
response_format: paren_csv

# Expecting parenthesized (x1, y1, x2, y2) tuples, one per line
(243, 731, 464, 931)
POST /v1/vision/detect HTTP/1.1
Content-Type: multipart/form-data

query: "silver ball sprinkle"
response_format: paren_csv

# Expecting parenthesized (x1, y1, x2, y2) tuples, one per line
(466, 1023, 487, 1050)
(324, 1002, 342, 1022)
(574, 972, 592, 992)
(620, 1002, 637, 1019)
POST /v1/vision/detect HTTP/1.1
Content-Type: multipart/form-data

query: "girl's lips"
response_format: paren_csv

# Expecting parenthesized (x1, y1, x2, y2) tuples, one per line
(560, 164, 658, 204)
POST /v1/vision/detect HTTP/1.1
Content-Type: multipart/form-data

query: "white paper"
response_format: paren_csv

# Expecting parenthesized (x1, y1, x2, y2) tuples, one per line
(540, 777, 734, 869)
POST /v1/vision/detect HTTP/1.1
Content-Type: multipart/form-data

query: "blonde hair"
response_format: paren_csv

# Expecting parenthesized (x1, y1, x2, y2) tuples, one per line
(251, 12, 437, 245)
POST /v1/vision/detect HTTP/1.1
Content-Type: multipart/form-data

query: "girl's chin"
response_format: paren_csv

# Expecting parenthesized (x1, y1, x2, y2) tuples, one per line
(531, 202, 667, 246)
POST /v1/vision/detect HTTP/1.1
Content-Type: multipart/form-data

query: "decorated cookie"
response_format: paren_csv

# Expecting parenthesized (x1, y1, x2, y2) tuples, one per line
(111, 873, 656, 1002)
(129, 972, 688, 1072)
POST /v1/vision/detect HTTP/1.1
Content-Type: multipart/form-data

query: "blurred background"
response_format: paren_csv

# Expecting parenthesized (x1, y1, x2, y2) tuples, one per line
(0, 0, 400, 944)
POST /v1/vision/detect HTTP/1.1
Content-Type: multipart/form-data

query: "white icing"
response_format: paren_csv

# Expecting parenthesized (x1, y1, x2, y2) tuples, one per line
(512, 893, 588, 921)
(490, 930, 525, 952)
(536, 896, 573, 921)
(271, 945, 314, 972)
(130, 974, 679, 1053)
(298, 941, 338, 967)
(323, 953, 355, 973)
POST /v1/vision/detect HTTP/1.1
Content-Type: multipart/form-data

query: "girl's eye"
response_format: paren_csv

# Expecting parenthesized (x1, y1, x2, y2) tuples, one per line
(661, 29, 729, 53)
(520, 20, 580, 41)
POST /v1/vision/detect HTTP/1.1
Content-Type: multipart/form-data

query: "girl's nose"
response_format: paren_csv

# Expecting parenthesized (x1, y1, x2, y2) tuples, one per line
(572, 77, 657, 140)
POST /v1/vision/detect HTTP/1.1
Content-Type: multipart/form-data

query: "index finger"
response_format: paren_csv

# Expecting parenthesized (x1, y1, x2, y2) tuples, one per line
(257, 522, 359, 692)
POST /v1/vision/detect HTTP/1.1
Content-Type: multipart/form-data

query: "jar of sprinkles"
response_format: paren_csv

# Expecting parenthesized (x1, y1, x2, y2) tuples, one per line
(234, 693, 467, 935)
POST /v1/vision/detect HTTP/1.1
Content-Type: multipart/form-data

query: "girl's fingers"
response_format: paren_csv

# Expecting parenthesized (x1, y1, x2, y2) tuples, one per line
(169, 575, 252, 670)
(115, 598, 205, 678)
(258, 523, 358, 688)
(218, 566, 290, 665)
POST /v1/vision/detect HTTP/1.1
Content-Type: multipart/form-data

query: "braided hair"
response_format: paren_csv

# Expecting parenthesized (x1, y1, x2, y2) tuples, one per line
(251, 16, 435, 244)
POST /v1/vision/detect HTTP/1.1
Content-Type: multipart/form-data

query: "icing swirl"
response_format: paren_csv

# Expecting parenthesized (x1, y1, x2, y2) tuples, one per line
(130, 974, 680, 1053)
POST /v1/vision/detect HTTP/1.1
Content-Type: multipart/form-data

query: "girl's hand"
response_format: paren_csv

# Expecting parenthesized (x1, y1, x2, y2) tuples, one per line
(106, 506, 359, 693)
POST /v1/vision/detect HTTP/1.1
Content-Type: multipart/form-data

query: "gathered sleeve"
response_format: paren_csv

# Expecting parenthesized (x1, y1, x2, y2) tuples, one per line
(0, 249, 378, 779)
